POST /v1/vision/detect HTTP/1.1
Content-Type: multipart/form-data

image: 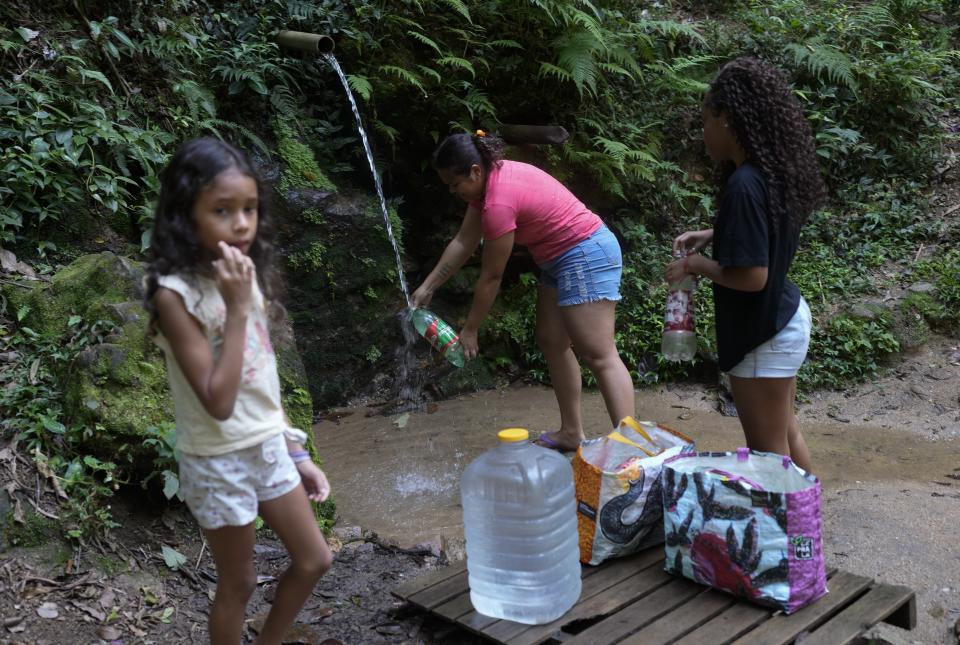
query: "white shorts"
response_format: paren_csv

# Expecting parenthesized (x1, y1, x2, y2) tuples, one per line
(727, 298, 812, 379)
(178, 433, 302, 530)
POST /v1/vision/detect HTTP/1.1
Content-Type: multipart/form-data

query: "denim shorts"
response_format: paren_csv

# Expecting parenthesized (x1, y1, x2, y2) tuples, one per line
(539, 225, 622, 306)
(728, 298, 812, 379)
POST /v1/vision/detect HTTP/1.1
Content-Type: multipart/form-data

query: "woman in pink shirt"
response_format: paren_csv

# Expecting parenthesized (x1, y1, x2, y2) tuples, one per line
(411, 132, 635, 451)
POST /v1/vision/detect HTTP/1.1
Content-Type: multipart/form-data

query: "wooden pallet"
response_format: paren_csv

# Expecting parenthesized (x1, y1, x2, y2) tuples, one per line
(391, 547, 916, 645)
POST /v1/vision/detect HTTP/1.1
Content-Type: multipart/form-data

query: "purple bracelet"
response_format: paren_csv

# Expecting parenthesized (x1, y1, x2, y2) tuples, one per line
(288, 450, 311, 464)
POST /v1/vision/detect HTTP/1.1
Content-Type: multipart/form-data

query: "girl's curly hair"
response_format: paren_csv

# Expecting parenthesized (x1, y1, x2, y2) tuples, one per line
(143, 137, 282, 332)
(706, 57, 827, 235)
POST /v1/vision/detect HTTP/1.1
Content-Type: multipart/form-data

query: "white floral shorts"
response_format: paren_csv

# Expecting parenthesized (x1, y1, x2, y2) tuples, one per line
(178, 434, 302, 530)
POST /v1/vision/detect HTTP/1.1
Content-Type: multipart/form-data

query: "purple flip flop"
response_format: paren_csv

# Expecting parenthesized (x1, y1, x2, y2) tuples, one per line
(534, 432, 577, 454)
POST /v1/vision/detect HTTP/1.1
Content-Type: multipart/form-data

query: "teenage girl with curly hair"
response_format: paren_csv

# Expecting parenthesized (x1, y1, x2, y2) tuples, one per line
(666, 57, 827, 472)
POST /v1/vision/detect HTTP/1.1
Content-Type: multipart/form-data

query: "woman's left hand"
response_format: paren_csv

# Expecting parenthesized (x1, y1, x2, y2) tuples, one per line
(458, 327, 479, 360)
(296, 461, 331, 502)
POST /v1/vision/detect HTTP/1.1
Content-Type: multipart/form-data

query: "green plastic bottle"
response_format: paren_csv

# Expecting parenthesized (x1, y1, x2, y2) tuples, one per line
(410, 308, 465, 367)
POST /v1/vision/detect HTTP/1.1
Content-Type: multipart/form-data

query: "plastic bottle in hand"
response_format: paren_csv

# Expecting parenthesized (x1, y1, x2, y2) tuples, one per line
(661, 250, 697, 361)
(410, 307, 465, 367)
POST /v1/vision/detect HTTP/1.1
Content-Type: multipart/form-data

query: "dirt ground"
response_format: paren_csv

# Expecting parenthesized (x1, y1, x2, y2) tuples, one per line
(4, 343, 959, 645)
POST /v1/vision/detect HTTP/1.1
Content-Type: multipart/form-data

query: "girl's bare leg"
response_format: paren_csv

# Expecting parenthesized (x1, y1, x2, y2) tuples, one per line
(729, 375, 812, 472)
(255, 485, 332, 644)
(204, 523, 257, 645)
(786, 378, 812, 472)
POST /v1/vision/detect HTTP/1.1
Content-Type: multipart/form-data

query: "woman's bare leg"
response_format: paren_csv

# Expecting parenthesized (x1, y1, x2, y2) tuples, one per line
(560, 299, 635, 428)
(536, 285, 584, 448)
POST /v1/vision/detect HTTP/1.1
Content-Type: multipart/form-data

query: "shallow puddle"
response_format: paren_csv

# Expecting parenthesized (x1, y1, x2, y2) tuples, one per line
(315, 384, 960, 546)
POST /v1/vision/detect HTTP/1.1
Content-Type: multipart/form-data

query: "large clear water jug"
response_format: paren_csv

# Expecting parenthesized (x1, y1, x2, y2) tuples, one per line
(460, 428, 582, 624)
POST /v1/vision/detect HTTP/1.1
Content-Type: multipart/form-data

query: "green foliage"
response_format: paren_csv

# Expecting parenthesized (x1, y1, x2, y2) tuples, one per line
(909, 249, 960, 334)
(726, 0, 958, 182)
(142, 422, 181, 501)
(0, 0, 957, 427)
(274, 120, 337, 192)
(799, 312, 899, 390)
(321, 0, 708, 205)
(288, 240, 328, 272)
(0, 21, 176, 251)
(784, 38, 857, 90)
(3, 508, 59, 548)
(0, 314, 124, 541)
(483, 272, 543, 380)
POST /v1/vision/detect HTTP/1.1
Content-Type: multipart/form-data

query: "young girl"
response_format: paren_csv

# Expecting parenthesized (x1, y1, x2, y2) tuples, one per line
(144, 137, 332, 644)
(666, 57, 826, 472)
(411, 131, 635, 451)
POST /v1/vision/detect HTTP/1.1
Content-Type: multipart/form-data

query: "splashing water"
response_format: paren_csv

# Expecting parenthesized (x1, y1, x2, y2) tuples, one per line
(324, 53, 410, 306)
(392, 308, 425, 412)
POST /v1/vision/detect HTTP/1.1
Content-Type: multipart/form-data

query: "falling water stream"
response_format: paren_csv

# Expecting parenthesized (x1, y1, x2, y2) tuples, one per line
(325, 53, 411, 306)
(325, 54, 423, 410)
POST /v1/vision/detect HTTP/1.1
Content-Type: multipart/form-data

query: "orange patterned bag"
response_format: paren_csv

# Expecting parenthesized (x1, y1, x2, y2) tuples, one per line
(574, 417, 694, 565)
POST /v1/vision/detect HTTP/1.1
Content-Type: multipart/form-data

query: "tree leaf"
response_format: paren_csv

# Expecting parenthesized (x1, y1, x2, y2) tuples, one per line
(437, 0, 471, 23)
(16, 27, 40, 42)
(37, 602, 59, 619)
(407, 30, 442, 55)
(437, 56, 475, 78)
(378, 65, 426, 95)
(161, 545, 187, 571)
(79, 69, 115, 94)
(162, 470, 180, 500)
(41, 415, 66, 434)
(346, 75, 373, 102)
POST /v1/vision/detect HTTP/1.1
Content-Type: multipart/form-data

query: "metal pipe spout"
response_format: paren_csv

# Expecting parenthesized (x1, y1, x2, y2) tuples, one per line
(276, 30, 335, 55)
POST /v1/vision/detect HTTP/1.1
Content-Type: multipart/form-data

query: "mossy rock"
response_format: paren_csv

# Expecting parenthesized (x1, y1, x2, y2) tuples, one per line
(274, 120, 336, 193)
(4, 252, 144, 337)
(845, 301, 886, 321)
(3, 253, 169, 464)
(275, 189, 412, 409)
(895, 294, 934, 352)
(1, 507, 60, 549)
(3, 252, 318, 475)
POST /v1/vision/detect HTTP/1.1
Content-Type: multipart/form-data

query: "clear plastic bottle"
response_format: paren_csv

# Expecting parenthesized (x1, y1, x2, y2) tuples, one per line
(409, 307, 465, 367)
(661, 250, 697, 362)
(460, 428, 582, 624)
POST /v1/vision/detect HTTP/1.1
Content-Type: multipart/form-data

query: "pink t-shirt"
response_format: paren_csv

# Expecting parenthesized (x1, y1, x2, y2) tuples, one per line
(469, 160, 602, 265)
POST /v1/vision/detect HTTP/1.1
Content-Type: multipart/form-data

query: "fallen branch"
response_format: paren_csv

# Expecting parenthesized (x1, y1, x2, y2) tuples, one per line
(195, 531, 207, 573)
(24, 495, 60, 520)
(22, 576, 60, 587)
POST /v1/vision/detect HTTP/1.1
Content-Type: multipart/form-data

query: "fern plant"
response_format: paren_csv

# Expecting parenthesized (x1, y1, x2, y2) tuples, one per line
(784, 39, 857, 91)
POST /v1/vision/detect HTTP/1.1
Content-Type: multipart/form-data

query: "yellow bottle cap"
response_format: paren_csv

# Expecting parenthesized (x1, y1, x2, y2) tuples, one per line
(497, 428, 529, 443)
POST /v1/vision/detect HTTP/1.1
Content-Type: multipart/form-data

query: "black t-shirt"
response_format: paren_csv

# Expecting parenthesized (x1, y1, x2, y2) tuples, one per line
(712, 163, 801, 372)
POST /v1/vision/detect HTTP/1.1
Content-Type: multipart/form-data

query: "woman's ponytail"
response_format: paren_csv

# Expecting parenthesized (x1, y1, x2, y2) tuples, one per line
(433, 131, 504, 175)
